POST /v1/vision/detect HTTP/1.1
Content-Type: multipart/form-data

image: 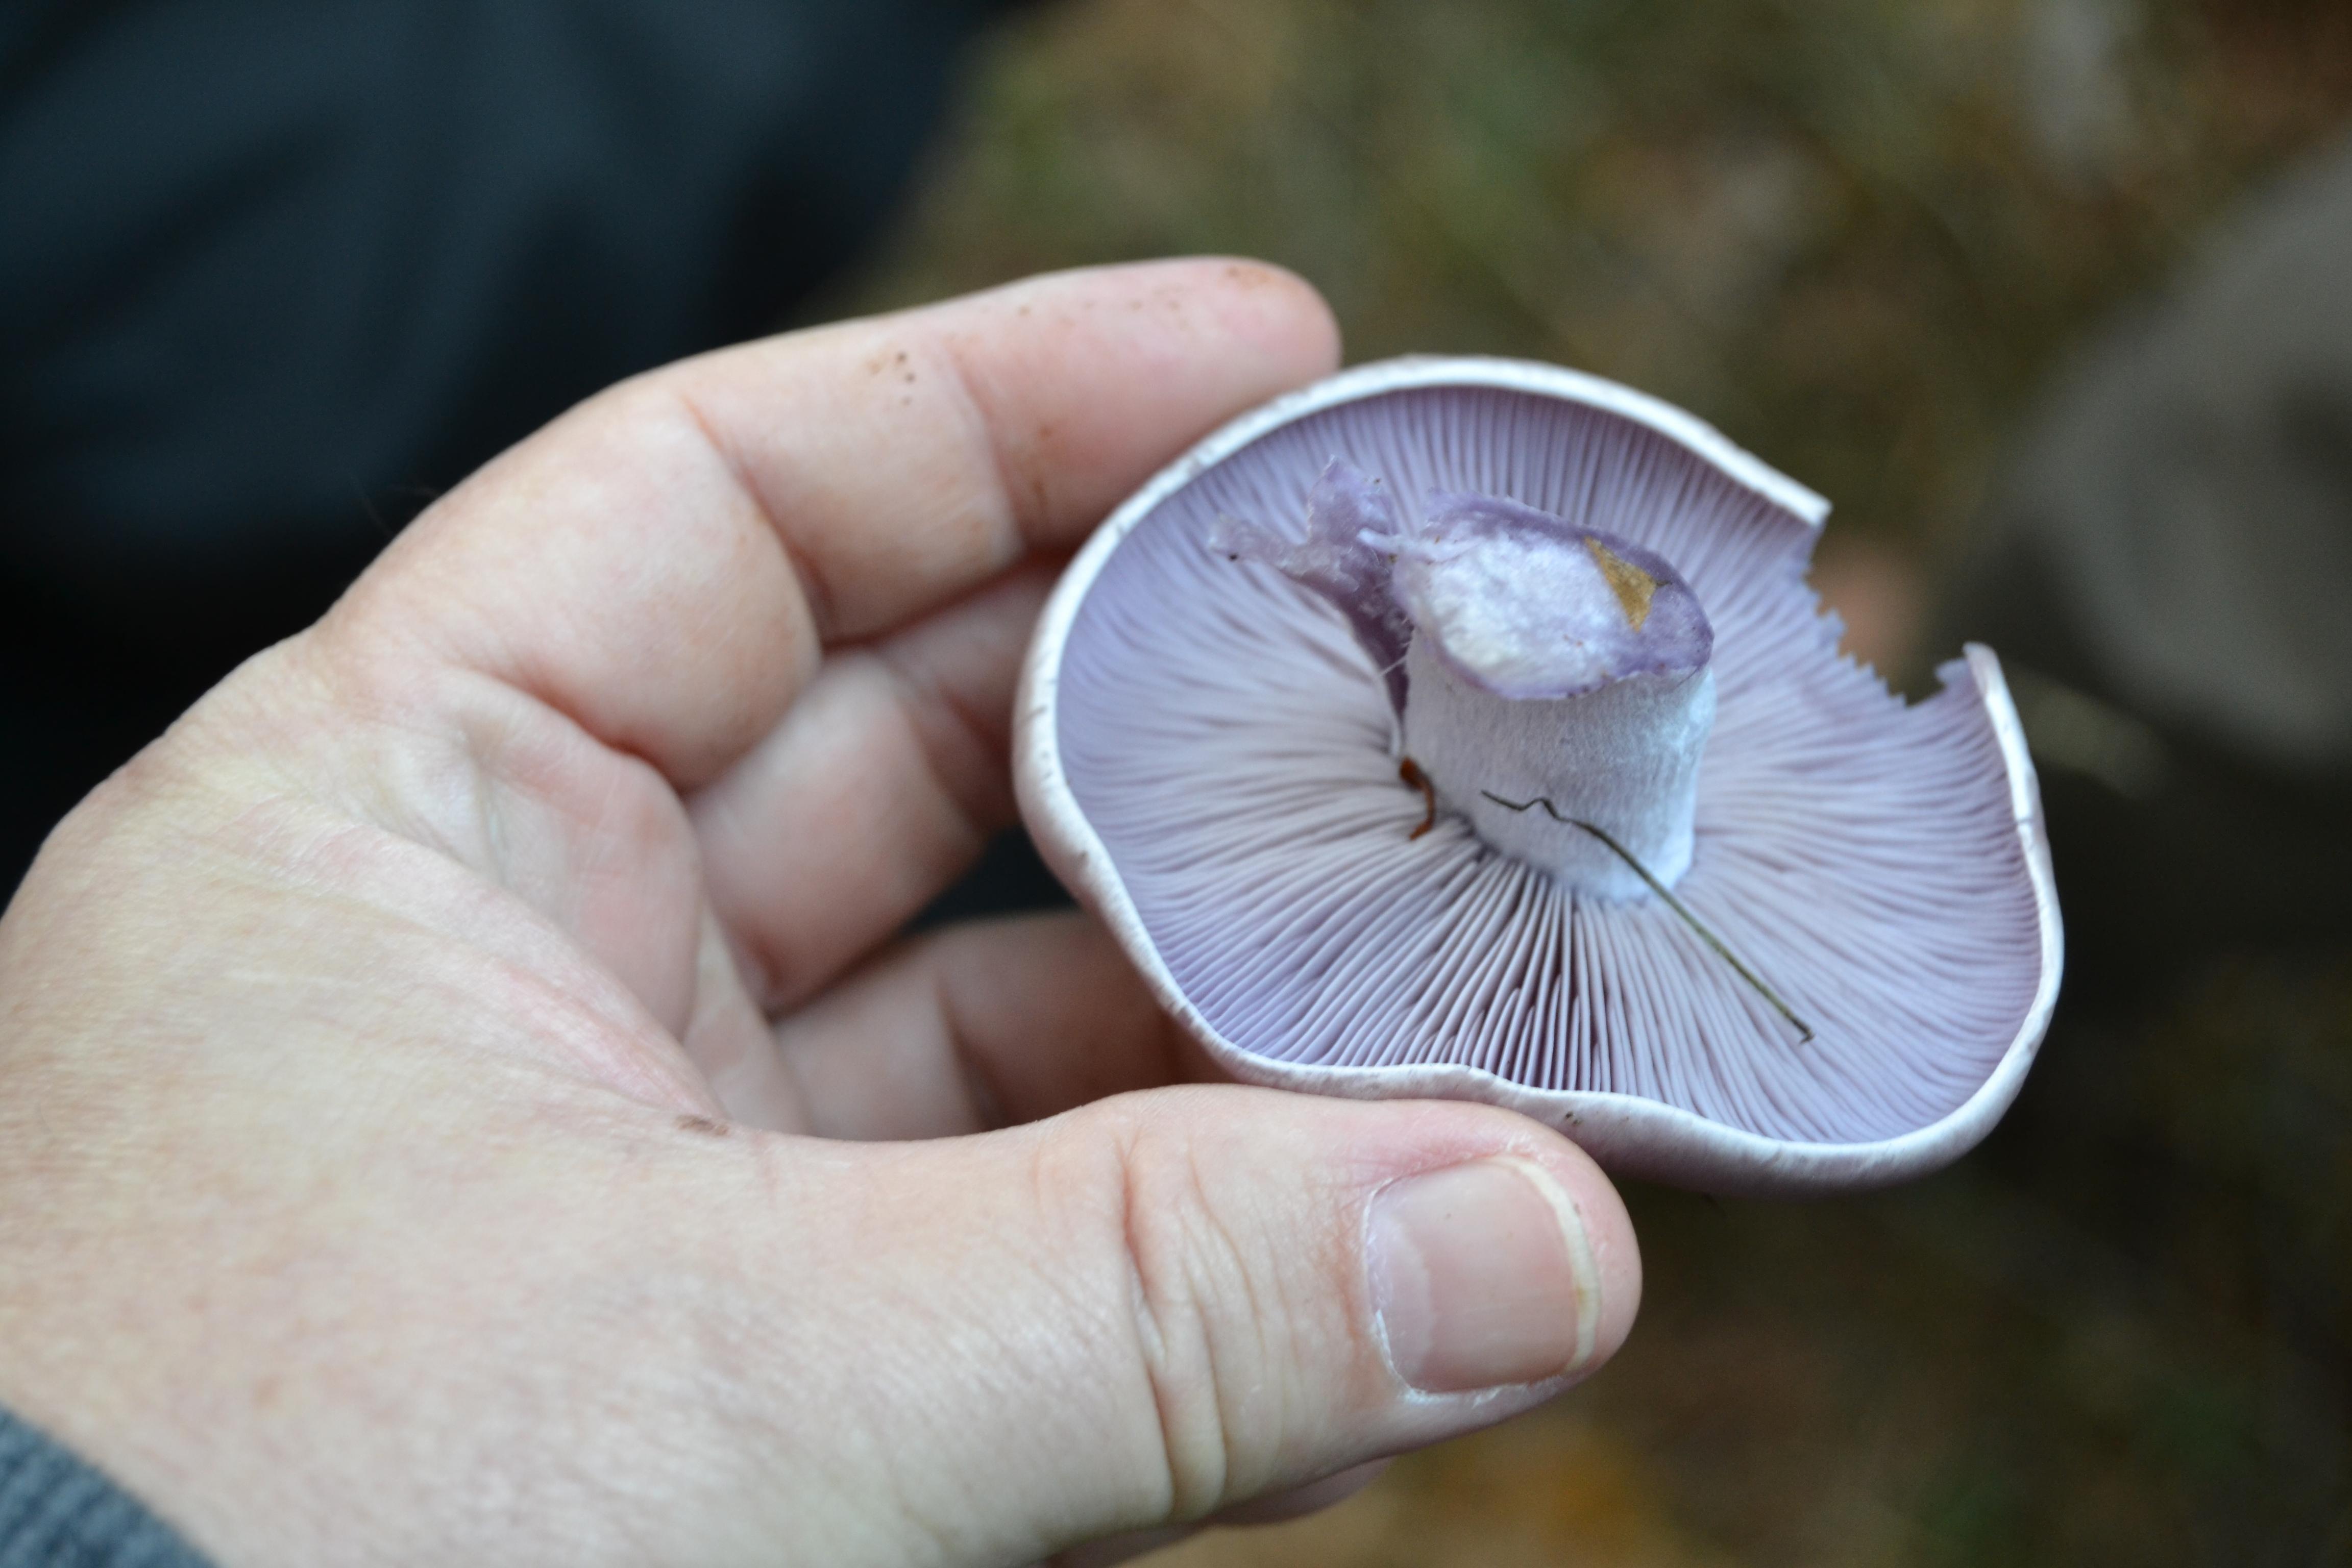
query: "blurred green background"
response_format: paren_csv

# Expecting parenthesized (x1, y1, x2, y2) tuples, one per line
(838, 2, 2352, 1562)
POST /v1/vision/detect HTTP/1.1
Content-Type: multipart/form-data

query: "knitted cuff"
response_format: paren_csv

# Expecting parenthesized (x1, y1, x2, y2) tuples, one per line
(0, 1406, 210, 1568)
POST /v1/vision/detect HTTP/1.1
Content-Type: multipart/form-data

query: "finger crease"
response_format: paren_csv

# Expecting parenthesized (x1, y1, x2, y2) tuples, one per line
(936, 331, 1051, 552)
(670, 383, 841, 642)
(932, 955, 1012, 1132)
(1115, 1144, 1202, 1523)
(871, 643, 1009, 850)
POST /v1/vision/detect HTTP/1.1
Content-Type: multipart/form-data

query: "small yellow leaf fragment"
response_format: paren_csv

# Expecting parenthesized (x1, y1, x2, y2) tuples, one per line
(1584, 537, 1658, 629)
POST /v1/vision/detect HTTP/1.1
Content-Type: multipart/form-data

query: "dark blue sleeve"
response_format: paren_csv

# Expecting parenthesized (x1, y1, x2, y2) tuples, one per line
(0, 0, 1012, 892)
(0, 1407, 210, 1568)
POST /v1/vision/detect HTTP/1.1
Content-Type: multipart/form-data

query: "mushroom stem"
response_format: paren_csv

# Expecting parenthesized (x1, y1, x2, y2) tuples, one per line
(1222, 460, 1720, 901)
(1404, 649, 1716, 899)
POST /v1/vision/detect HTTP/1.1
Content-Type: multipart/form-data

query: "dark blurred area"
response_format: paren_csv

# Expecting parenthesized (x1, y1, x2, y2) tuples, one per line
(0, 0, 1014, 889)
(7, 0, 2352, 1562)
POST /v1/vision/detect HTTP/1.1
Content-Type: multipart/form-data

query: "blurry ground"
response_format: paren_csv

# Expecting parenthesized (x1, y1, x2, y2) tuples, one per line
(836, 3, 2352, 1562)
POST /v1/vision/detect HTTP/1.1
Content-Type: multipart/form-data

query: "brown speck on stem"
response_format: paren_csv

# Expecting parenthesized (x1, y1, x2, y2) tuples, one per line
(676, 1114, 729, 1138)
(1400, 756, 1438, 839)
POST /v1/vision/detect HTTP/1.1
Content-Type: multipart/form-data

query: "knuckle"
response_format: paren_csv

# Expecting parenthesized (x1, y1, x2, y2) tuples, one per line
(1107, 1120, 1241, 1520)
(1084, 1100, 1333, 1519)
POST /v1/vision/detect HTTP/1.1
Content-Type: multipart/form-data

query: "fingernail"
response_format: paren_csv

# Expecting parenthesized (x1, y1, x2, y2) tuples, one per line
(1367, 1156, 1603, 1393)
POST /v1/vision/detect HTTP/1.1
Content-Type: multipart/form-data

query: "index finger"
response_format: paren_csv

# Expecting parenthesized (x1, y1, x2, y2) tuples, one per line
(328, 260, 1341, 787)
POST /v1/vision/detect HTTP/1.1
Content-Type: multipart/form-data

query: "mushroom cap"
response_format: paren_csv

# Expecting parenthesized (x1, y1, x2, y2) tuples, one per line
(1015, 357, 2062, 1197)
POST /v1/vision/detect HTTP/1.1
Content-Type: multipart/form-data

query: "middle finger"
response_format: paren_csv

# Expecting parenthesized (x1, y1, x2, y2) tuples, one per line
(689, 564, 1054, 1012)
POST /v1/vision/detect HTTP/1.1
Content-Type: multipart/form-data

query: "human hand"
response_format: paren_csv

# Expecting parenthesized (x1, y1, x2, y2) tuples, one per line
(0, 260, 1640, 1567)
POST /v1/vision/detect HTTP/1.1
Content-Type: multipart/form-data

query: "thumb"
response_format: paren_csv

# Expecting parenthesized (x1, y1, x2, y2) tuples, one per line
(775, 1086, 1640, 1565)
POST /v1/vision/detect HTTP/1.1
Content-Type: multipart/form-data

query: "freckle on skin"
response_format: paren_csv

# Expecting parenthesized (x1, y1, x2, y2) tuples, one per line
(676, 1114, 728, 1137)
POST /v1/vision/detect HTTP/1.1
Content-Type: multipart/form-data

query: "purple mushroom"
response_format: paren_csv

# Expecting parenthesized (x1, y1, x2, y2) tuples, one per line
(1015, 357, 2061, 1196)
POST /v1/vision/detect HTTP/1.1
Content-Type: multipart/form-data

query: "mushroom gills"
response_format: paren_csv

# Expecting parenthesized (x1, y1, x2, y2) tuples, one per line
(1217, 460, 1718, 901)
(1025, 357, 2061, 1194)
